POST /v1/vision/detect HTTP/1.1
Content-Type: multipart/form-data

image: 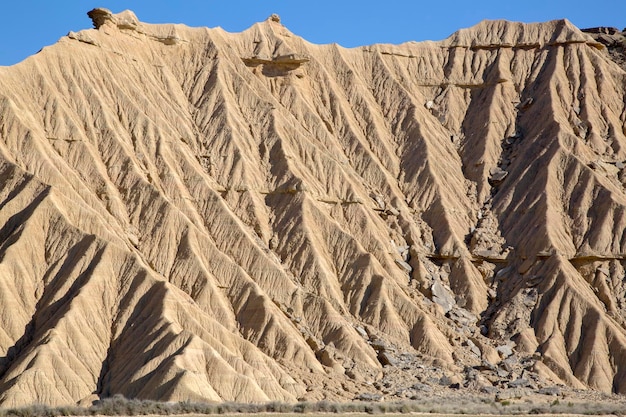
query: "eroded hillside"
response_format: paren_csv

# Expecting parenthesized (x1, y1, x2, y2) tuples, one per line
(0, 9, 625, 406)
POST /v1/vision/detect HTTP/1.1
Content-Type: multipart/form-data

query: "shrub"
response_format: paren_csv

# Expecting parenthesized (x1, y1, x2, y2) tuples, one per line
(3, 394, 626, 416)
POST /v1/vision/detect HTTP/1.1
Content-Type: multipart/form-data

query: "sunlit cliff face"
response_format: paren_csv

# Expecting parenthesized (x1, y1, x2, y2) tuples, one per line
(0, 9, 625, 406)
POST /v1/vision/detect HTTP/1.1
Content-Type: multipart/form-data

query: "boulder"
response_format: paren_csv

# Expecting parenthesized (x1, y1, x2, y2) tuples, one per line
(431, 281, 456, 312)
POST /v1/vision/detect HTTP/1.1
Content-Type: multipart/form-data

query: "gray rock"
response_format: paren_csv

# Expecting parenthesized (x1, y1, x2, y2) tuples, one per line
(522, 288, 538, 307)
(503, 354, 519, 369)
(395, 259, 413, 273)
(449, 308, 477, 327)
(496, 344, 514, 358)
(496, 388, 529, 401)
(386, 206, 400, 216)
(396, 244, 410, 256)
(489, 166, 508, 182)
(465, 367, 479, 381)
(480, 386, 499, 394)
(355, 326, 369, 339)
(378, 351, 395, 366)
(501, 360, 514, 373)
(508, 378, 530, 388)
(479, 360, 497, 372)
(411, 383, 433, 392)
(438, 376, 452, 386)
(495, 266, 512, 280)
(465, 339, 481, 357)
(537, 386, 562, 396)
(356, 393, 383, 402)
(371, 194, 385, 210)
(431, 281, 456, 313)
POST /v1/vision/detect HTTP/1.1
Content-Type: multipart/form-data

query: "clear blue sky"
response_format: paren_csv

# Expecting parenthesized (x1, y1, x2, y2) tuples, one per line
(1, 1, 624, 66)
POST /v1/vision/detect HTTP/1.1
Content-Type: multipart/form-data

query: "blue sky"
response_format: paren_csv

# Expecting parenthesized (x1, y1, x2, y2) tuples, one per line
(1, 1, 624, 66)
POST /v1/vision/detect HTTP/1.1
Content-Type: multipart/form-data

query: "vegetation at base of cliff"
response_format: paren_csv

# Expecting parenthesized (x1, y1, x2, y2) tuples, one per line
(1, 394, 626, 416)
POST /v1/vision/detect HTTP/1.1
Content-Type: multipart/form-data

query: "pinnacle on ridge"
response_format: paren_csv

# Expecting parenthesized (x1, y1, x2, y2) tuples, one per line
(87, 8, 139, 31)
(268, 14, 281, 23)
(87, 8, 114, 29)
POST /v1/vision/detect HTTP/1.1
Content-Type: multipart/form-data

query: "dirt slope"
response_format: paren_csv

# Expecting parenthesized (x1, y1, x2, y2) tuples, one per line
(0, 9, 625, 406)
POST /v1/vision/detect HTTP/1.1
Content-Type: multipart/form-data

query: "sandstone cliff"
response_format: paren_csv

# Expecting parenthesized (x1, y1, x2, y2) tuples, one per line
(0, 9, 625, 406)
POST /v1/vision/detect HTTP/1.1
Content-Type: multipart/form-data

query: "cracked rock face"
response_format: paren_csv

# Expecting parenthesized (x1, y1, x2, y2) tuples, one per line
(0, 9, 626, 407)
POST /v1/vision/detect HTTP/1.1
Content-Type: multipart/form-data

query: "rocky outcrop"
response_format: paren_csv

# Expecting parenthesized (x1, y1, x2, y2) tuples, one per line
(87, 8, 139, 30)
(582, 26, 626, 71)
(85, 8, 183, 46)
(0, 9, 626, 406)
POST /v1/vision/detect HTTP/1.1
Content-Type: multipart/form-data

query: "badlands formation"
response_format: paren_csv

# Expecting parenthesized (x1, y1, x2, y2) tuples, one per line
(0, 8, 626, 407)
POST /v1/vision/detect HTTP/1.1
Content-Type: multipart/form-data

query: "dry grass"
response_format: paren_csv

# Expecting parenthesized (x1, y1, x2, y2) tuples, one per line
(1, 395, 626, 416)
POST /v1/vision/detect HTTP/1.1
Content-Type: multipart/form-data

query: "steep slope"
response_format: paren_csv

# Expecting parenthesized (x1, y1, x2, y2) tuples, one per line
(0, 9, 626, 406)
